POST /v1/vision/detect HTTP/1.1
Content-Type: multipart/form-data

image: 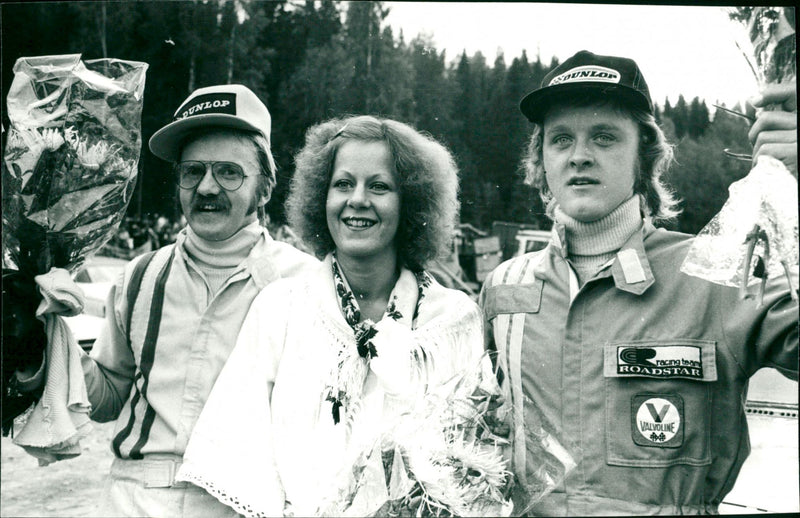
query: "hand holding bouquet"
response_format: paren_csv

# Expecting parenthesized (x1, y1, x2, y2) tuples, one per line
(1, 54, 147, 433)
(680, 7, 798, 305)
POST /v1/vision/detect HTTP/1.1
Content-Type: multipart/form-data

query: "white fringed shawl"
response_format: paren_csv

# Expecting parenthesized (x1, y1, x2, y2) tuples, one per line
(177, 255, 486, 517)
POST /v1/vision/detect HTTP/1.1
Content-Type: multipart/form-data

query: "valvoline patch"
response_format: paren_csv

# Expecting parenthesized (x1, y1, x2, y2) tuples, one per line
(631, 394, 684, 448)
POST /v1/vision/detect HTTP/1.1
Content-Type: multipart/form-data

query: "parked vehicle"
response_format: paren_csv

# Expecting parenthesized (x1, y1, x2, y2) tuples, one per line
(439, 223, 553, 299)
(513, 229, 551, 257)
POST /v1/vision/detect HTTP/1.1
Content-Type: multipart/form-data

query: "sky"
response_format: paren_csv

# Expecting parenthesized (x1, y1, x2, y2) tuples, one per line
(384, 2, 763, 109)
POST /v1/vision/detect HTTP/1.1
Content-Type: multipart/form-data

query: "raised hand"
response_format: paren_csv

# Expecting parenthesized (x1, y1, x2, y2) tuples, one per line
(748, 82, 798, 177)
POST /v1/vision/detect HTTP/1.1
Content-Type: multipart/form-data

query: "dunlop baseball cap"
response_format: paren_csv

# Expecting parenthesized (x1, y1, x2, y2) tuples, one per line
(519, 50, 653, 123)
(149, 84, 271, 161)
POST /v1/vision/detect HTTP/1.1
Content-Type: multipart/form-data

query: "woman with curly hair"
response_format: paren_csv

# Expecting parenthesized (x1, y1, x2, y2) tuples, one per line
(287, 115, 459, 275)
(177, 115, 505, 516)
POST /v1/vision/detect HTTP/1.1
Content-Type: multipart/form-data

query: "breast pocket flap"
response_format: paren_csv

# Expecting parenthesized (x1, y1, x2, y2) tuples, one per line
(484, 280, 543, 319)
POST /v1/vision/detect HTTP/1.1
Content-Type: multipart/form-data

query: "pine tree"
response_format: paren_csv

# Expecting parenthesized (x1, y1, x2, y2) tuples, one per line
(687, 97, 710, 139)
(666, 102, 752, 233)
(671, 95, 689, 140)
(409, 35, 452, 138)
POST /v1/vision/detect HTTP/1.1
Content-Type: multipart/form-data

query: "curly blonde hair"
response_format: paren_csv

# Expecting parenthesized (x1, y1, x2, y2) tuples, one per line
(287, 115, 460, 271)
(520, 92, 681, 222)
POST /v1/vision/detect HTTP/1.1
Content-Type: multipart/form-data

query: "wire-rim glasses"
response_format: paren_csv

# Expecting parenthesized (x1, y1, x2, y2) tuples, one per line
(174, 161, 253, 191)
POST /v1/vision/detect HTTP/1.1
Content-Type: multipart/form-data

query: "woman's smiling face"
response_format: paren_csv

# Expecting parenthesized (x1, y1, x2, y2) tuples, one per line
(326, 140, 401, 263)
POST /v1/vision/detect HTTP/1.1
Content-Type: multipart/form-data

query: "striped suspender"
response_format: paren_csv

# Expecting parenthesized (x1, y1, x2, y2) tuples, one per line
(124, 251, 157, 346)
(112, 247, 175, 458)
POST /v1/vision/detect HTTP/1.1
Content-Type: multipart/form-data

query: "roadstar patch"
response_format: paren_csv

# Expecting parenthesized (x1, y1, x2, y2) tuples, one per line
(616, 345, 703, 380)
(631, 394, 684, 448)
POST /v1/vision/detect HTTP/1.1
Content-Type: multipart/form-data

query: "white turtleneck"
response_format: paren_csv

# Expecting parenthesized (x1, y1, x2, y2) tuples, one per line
(183, 220, 263, 294)
(554, 196, 644, 285)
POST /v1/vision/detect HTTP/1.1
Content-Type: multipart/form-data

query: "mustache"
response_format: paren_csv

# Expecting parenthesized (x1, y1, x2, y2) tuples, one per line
(191, 194, 229, 210)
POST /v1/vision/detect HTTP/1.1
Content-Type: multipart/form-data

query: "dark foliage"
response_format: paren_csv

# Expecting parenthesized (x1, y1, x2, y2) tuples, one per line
(2, 1, 748, 235)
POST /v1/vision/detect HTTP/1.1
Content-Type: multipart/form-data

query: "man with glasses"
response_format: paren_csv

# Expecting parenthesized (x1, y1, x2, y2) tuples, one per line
(80, 84, 317, 516)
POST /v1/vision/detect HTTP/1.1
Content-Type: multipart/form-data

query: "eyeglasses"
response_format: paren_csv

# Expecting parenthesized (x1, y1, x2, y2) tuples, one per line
(174, 161, 254, 191)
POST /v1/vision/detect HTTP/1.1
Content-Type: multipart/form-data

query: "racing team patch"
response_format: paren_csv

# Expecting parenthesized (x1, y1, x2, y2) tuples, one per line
(631, 394, 684, 448)
(616, 345, 703, 380)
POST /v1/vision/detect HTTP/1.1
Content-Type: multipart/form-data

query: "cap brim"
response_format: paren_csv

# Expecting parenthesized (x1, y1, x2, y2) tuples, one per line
(148, 114, 265, 162)
(520, 83, 652, 124)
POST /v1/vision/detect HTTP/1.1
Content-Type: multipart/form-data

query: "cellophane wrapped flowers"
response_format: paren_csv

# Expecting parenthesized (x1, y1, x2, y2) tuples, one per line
(1, 54, 147, 434)
(680, 7, 798, 303)
(366, 371, 513, 517)
(306, 352, 560, 517)
(2, 54, 148, 276)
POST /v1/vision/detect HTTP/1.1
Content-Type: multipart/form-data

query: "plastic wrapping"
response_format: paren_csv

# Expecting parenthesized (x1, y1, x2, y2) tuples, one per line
(508, 393, 578, 516)
(1, 54, 147, 436)
(680, 155, 799, 293)
(304, 351, 576, 517)
(2, 54, 148, 276)
(305, 354, 515, 517)
(681, 7, 797, 299)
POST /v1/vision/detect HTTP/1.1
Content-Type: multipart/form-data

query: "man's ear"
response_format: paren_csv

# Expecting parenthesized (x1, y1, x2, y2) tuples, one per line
(259, 184, 272, 207)
(258, 175, 273, 207)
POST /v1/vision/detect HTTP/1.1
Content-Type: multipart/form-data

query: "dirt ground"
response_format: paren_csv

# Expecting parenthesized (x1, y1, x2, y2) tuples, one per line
(1, 420, 116, 518)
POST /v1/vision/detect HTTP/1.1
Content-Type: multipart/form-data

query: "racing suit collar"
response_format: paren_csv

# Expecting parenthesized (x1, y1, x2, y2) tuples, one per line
(545, 219, 655, 295)
(175, 225, 278, 290)
(608, 219, 655, 295)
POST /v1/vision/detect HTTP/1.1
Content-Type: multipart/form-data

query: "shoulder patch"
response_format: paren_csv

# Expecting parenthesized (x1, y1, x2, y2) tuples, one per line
(483, 280, 543, 319)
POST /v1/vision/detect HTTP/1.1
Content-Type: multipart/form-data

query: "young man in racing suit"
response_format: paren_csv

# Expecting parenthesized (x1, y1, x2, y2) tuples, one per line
(480, 50, 798, 515)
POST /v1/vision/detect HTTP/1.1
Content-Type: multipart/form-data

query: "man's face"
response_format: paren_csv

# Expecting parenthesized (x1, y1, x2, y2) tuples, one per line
(178, 133, 265, 241)
(542, 104, 640, 222)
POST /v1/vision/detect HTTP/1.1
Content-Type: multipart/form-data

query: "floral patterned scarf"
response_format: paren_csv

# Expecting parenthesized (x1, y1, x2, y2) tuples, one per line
(325, 253, 431, 424)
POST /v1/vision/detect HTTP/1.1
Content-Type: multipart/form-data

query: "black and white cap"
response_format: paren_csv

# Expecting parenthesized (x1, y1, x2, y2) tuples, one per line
(149, 84, 271, 161)
(519, 50, 654, 123)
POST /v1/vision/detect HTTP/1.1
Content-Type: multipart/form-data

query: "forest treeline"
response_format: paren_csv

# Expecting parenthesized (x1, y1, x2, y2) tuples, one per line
(1, 1, 754, 234)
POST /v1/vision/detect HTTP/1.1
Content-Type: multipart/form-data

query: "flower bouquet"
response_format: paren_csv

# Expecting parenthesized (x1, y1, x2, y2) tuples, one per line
(3, 54, 148, 275)
(1, 54, 147, 433)
(308, 351, 572, 517)
(309, 354, 512, 517)
(680, 7, 798, 305)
